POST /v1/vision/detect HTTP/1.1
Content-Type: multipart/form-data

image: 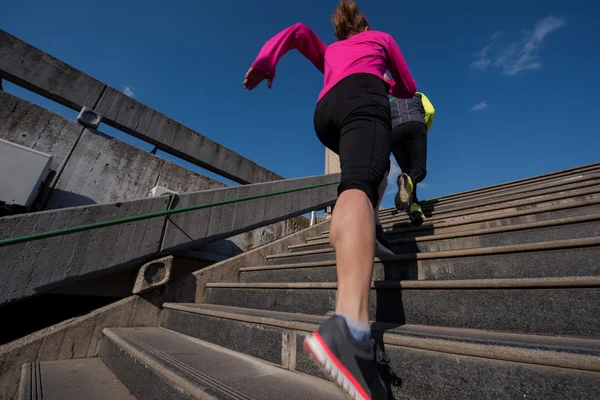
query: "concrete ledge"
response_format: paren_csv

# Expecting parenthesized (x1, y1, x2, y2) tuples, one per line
(160, 174, 339, 252)
(0, 31, 105, 110)
(0, 173, 337, 306)
(0, 29, 281, 184)
(0, 197, 169, 307)
(94, 87, 282, 184)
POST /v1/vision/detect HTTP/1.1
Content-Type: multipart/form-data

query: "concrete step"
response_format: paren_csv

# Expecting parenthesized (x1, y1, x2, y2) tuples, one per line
(204, 277, 600, 337)
(245, 237, 600, 282)
(100, 327, 345, 400)
(308, 196, 600, 243)
(405, 162, 600, 203)
(378, 172, 600, 223)
(387, 194, 600, 238)
(378, 162, 600, 217)
(372, 184, 600, 230)
(289, 214, 600, 254)
(319, 189, 600, 238)
(161, 303, 600, 399)
(19, 359, 136, 400)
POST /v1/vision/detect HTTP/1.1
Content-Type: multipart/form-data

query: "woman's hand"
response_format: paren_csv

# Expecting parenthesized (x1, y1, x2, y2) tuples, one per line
(243, 67, 273, 90)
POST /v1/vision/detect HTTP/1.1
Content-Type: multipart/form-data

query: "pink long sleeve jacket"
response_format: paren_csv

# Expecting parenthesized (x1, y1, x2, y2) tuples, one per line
(251, 23, 417, 102)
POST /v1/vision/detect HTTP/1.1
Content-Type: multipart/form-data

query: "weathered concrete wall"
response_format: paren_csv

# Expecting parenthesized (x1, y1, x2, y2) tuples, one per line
(93, 87, 283, 184)
(0, 92, 227, 209)
(0, 196, 169, 307)
(50, 216, 311, 298)
(0, 91, 81, 189)
(0, 29, 282, 184)
(0, 90, 314, 276)
(161, 175, 338, 252)
(45, 128, 226, 209)
(0, 173, 339, 306)
(0, 32, 104, 111)
(0, 220, 331, 400)
(200, 215, 310, 257)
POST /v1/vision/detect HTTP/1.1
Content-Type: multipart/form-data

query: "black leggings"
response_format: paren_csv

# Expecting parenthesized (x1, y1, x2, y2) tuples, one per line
(314, 74, 392, 208)
(391, 121, 427, 203)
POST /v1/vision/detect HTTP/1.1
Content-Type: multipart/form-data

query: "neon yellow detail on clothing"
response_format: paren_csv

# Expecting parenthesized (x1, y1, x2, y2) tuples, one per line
(410, 202, 423, 215)
(405, 174, 414, 198)
(417, 92, 435, 133)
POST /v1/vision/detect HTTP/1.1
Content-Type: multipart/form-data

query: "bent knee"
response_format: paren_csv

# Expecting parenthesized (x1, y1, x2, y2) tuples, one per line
(338, 179, 381, 208)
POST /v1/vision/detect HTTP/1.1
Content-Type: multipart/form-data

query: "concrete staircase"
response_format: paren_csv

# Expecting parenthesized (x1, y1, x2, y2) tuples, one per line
(20, 165, 600, 399)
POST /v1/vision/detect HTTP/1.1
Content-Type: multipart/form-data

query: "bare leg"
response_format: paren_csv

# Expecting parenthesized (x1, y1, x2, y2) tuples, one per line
(329, 189, 375, 323)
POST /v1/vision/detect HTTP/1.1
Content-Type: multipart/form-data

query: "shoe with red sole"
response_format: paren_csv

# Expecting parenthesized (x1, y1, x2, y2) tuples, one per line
(303, 316, 393, 399)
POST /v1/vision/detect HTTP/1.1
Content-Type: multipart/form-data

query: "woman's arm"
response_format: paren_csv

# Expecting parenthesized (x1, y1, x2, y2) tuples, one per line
(384, 35, 417, 98)
(251, 22, 326, 80)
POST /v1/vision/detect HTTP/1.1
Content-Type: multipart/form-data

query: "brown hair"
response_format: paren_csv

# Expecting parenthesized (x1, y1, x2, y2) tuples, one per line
(331, 0, 370, 41)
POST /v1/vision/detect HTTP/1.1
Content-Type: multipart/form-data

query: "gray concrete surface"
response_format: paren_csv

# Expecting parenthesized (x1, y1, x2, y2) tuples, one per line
(186, 220, 330, 303)
(0, 31, 104, 110)
(0, 295, 161, 400)
(0, 196, 169, 306)
(0, 92, 228, 210)
(161, 304, 600, 399)
(19, 359, 137, 400)
(199, 215, 310, 258)
(100, 327, 344, 400)
(0, 175, 336, 306)
(244, 246, 600, 282)
(0, 92, 81, 189)
(0, 29, 282, 184)
(204, 284, 600, 337)
(161, 174, 338, 252)
(94, 87, 283, 184)
(44, 128, 226, 209)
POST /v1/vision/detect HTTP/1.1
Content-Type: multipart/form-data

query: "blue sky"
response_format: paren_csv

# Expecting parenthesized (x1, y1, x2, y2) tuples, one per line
(2, 0, 599, 207)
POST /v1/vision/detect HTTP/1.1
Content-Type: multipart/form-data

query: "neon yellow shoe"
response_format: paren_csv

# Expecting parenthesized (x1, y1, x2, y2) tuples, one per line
(395, 173, 414, 211)
(409, 202, 424, 227)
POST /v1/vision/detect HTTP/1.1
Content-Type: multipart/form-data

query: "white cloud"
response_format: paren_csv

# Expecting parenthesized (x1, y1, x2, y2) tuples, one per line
(469, 101, 489, 112)
(122, 86, 135, 97)
(419, 182, 429, 189)
(470, 45, 492, 71)
(470, 16, 566, 75)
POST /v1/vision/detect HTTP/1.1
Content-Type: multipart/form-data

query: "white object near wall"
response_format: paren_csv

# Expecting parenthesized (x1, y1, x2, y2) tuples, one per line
(0, 139, 52, 208)
(148, 185, 178, 198)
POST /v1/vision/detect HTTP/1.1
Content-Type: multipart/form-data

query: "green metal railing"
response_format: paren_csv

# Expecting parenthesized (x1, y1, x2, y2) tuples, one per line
(0, 181, 339, 247)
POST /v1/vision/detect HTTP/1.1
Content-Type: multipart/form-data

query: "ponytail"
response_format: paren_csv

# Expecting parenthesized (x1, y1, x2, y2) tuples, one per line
(331, 0, 370, 41)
